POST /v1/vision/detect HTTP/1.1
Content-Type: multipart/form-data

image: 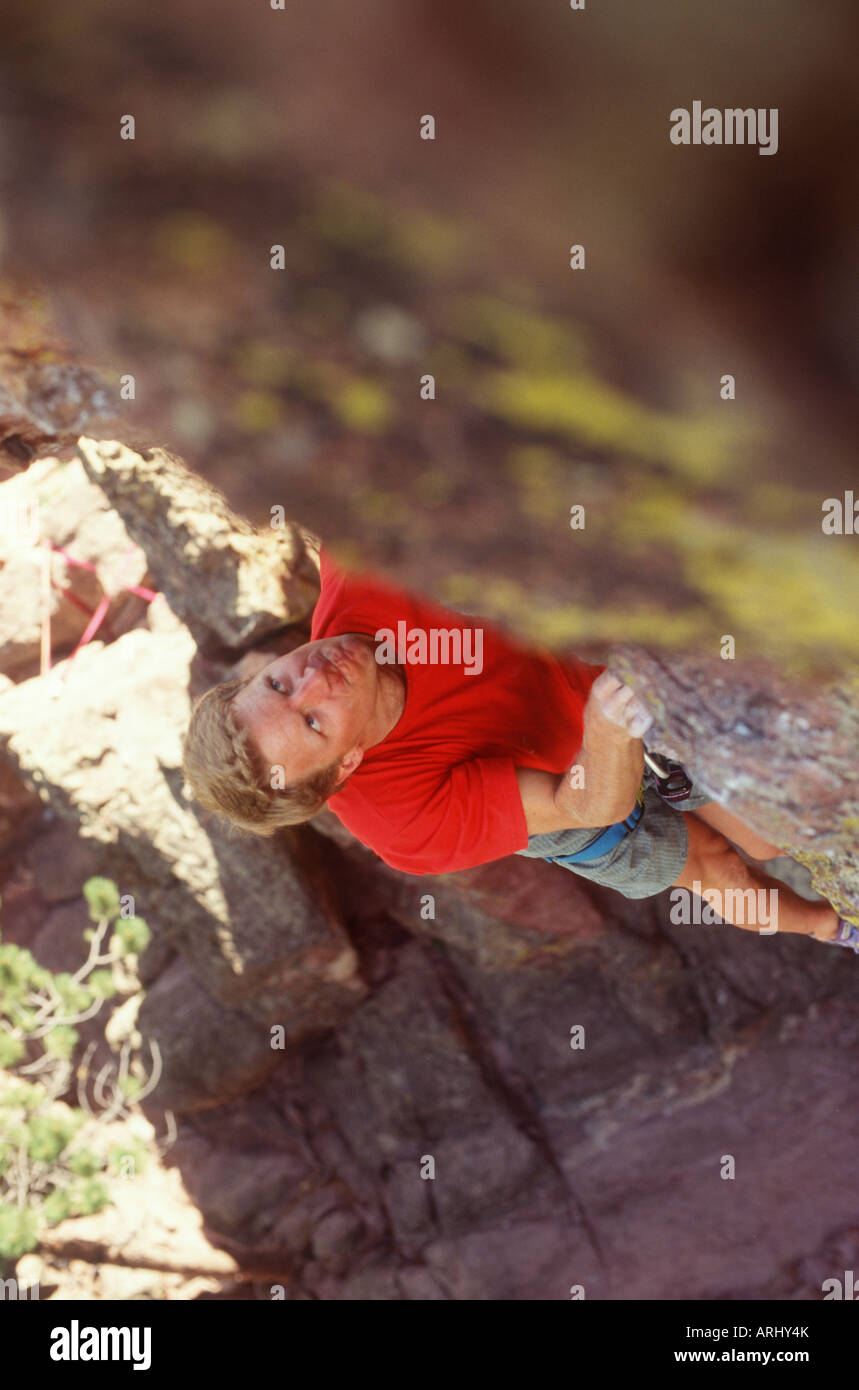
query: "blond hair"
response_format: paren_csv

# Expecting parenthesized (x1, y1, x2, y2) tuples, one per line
(182, 677, 342, 836)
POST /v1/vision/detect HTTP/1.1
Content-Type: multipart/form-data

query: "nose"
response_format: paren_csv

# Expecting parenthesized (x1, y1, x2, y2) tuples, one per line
(294, 660, 333, 699)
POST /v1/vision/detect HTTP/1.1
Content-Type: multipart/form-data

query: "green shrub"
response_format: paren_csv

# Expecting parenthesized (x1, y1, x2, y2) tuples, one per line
(0, 1204, 39, 1260)
(0, 876, 158, 1261)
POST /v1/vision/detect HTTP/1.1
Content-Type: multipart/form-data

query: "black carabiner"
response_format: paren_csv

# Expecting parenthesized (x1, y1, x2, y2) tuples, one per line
(643, 749, 693, 804)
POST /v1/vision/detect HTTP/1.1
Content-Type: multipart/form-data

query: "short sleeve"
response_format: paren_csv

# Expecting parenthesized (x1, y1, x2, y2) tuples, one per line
(373, 755, 529, 875)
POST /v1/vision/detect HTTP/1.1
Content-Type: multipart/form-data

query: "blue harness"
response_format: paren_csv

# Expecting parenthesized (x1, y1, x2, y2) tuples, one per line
(546, 798, 644, 866)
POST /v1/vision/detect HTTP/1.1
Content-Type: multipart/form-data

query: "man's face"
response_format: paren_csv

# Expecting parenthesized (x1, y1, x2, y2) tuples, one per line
(232, 633, 386, 786)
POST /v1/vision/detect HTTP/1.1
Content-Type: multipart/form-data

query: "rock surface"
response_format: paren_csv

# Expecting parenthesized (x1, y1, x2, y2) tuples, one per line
(0, 287, 121, 468)
(76, 438, 321, 656)
(0, 455, 149, 677)
(612, 646, 859, 922)
(0, 618, 367, 1110)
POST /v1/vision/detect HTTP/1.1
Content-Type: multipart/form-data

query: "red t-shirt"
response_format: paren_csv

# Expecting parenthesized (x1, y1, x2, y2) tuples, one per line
(311, 551, 602, 875)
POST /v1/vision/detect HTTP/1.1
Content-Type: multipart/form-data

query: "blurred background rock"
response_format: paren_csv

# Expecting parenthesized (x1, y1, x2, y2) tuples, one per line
(0, 0, 856, 672)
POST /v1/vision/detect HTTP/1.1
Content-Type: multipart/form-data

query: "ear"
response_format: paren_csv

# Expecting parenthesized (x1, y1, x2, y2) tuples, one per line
(334, 748, 364, 786)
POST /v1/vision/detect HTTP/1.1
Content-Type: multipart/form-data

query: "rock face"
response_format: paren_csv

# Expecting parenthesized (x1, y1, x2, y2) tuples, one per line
(0, 363, 116, 468)
(0, 455, 149, 677)
(611, 646, 859, 922)
(0, 289, 121, 467)
(75, 439, 321, 657)
(0, 621, 366, 1111)
(2, 441, 859, 1300)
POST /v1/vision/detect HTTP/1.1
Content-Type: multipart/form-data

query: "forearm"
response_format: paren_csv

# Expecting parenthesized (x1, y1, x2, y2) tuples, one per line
(515, 673, 652, 838)
(552, 730, 644, 829)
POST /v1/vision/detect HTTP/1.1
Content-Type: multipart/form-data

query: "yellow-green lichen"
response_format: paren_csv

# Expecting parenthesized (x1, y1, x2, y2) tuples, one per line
(233, 341, 297, 389)
(473, 368, 752, 481)
(506, 445, 568, 524)
(152, 212, 235, 275)
(307, 180, 466, 277)
(330, 378, 394, 433)
(449, 295, 588, 371)
(231, 390, 285, 433)
(681, 530, 859, 662)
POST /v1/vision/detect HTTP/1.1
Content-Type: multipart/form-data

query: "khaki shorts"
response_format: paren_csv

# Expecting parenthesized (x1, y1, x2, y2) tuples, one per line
(515, 769, 713, 900)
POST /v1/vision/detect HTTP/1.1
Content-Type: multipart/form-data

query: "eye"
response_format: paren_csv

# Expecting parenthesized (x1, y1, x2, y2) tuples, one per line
(268, 677, 286, 694)
(305, 713, 321, 732)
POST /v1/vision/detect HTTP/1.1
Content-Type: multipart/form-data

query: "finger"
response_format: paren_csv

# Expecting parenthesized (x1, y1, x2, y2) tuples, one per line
(602, 686, 636, 720)
(592, 671, 622, 700)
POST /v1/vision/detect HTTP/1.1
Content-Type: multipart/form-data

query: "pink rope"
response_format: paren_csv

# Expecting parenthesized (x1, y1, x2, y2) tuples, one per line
(50, 543, 159, 601)
(47, 541, 160, 679)
(50, 580, 96, 617)
(70, 592, 112, 655)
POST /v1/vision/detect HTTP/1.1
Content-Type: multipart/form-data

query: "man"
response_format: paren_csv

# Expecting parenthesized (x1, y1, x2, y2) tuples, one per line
(182, 548, 857, 951)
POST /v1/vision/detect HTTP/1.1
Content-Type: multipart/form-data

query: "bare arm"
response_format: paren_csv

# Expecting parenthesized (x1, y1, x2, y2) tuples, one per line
(515, 750, 642, 837)
(515, 673, 651, 837)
